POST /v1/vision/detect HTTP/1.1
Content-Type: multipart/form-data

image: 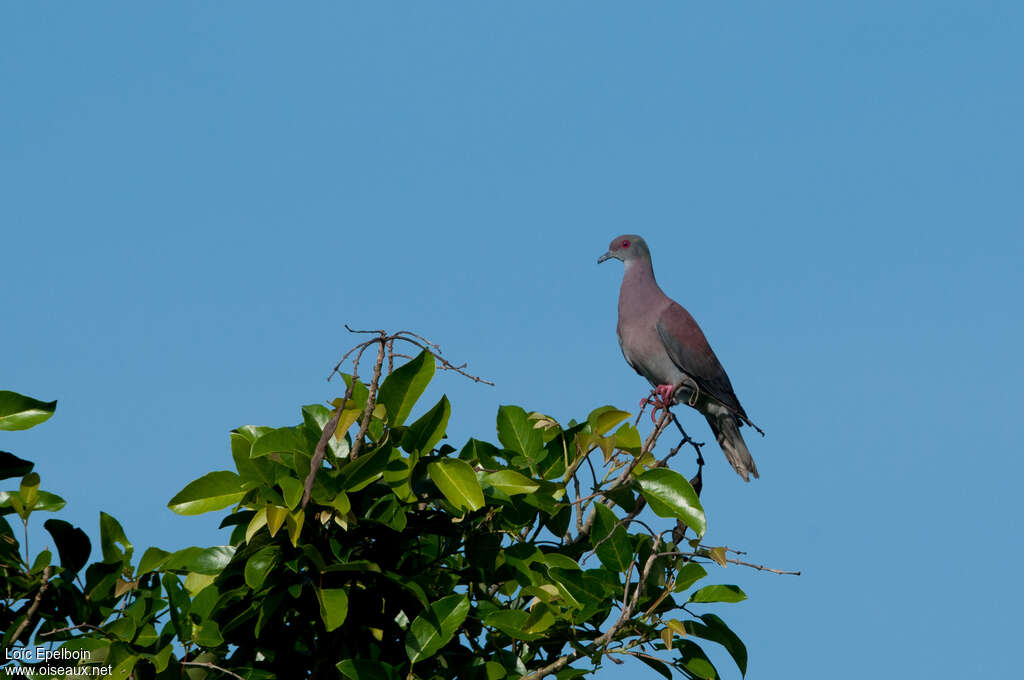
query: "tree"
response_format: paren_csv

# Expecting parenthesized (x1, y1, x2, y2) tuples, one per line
(1, 331, 794, 679)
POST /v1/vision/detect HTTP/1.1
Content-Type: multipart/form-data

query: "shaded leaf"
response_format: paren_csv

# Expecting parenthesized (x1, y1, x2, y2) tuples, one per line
(338, 445, 392, 493)
(686, 613, 748, 676)
(405, 594, 470, 663)
(43, 519, 91, 575)
(677, 639, 720, 679)
(317, 587, 350, 632)
(337, 659, 400, 680)
(245, 546, 279, 590)
(0, 451, 33, 481)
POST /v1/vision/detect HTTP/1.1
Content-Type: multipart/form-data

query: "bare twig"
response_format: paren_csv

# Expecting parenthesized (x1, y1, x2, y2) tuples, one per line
(304, 328, 493, 506)
(724, 558, 800, 575)
(349, 337, 387, 461)
(38, 622, 104, 638)
(182, 661, 247, 680)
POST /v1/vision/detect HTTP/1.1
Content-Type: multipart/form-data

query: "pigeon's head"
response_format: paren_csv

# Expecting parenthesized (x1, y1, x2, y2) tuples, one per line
(597, 235, 650, 265)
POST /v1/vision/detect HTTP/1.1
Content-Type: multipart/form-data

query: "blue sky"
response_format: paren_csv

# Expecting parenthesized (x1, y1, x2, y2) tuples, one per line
(3, 2, 1022, 677)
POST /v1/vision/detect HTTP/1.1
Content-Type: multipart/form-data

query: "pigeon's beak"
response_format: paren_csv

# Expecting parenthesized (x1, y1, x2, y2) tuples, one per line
(597, 251, 613, 264)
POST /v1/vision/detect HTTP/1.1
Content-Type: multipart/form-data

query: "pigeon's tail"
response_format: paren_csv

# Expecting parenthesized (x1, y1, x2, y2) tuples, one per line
(705, 411, 759, 482)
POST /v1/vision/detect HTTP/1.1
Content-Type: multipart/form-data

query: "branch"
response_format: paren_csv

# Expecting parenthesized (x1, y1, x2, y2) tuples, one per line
(7, 565, 50, 647)
(304, 328, 493, 506)
(181, 661, 247, 680)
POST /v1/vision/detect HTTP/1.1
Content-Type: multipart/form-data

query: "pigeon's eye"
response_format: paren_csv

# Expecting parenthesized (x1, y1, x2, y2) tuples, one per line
(621, 240, 630, 248)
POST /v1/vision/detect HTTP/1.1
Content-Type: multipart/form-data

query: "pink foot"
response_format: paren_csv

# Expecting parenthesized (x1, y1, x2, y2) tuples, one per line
(642, 385, 676, 424)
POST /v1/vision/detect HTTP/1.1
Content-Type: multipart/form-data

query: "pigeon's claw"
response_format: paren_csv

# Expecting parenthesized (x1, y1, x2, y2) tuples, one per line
(642, 384, 676, 424)
(655, 384, 676, 405)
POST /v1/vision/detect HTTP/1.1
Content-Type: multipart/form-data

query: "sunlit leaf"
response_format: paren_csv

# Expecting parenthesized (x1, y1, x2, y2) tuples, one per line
(587, 406, 631, 435)
(378, 351, 435, 427)
(636, 468, 706, 537)
(496, 405, 544, 463)
(0, 391, 56, 431)
(481, 469, 539, 496)
(428, 459, 484, 512)
(167, 471, 246, 515)
(402, 395, 450, 455)
(99, 512, 133, 564)
(688, 584, 747, 604)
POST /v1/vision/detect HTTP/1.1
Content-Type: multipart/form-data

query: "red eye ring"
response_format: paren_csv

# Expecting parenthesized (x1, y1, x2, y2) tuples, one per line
(621, 240, 630, 248)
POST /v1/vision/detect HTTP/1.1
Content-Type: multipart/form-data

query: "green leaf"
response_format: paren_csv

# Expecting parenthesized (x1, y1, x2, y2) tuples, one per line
(673, 562, 708, 592)
(481, 469, 540, 496)
(402, 395, 450, 455)
(0, 391, 56, 430)
(167, 471, 246, 515)
(496, 405, 543, 462)
(378, 350, 435, 427)
(43, 519, 91, 575)
(1, 489, 66, 515)
(405, 594, 470, 663)
(104, 616, 137, 642)
(428, 459, 484, 512)
(195, 620, 224, 646)
(688, 584, 747, 604)
(482, 610, 541, 641)
(337, 659, 399, 680)
(245, 546, 279, 590)
(338, 444, 392, 492)
(636, 468, 706, 537)
(686, 613, 748, 676)
(19, 472, 40, 509)
(613, 422, 643, 453)
(591, 503, 632, 572)
(137, 547, 171, 574)
(251, 426, 310, 458)
(636, 654, 673, 680)
(587, 406, 631, 435)
(677, 639, 720, 680)
(162, 574, 190, 639)
(99, 511, 133, 563)
(317, 587, 349, 632)
(278, 476, 304, 510)
(0, 451, 34, 481)
(459, 438, 500, 468)
(163, 545, 235, 574)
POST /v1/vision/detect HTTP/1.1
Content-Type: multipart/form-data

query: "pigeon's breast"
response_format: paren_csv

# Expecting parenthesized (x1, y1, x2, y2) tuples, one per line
(617, 304, 688, 389)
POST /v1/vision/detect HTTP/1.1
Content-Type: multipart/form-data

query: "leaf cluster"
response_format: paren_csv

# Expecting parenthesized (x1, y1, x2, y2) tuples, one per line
(1, 347, 754, 679)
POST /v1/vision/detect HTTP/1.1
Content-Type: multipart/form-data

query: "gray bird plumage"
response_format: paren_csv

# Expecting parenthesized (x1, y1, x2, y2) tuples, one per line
(598, 235, 759, 481)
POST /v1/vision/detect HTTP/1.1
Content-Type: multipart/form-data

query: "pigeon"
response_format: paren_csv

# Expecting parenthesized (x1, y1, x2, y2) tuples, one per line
(598, 234, 760, 481)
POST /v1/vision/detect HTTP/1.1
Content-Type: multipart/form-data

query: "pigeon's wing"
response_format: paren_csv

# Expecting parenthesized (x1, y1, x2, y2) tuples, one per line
(656, 301, 747, 419)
